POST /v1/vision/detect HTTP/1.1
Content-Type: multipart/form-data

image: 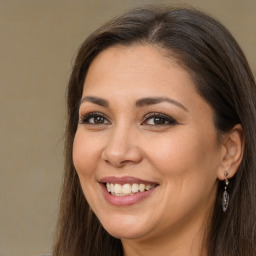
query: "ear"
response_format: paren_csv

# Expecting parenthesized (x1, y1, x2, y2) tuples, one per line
(217, 124, 244, 180)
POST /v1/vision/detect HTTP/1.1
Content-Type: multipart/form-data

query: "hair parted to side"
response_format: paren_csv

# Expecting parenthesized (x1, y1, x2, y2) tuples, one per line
(53, 5, 256, 256)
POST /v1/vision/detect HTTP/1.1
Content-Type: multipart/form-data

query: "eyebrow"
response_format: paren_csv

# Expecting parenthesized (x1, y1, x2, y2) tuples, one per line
(80, 96, 109, 107)
(80, 96, 188, 111)
(135, 97, 188, 111)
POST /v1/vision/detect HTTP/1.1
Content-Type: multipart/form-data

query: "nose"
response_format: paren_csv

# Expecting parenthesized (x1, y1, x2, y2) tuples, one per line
(101, 126, 143, 168)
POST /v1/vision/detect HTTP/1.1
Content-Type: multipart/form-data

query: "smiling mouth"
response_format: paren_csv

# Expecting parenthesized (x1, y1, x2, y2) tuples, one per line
(105, 183, 157, 197)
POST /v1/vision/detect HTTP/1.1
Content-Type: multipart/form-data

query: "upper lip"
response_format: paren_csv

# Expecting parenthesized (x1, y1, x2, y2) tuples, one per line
(99, 176, 159, 185)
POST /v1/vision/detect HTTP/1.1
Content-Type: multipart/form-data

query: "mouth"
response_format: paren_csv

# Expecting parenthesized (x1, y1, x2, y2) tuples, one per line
(104, 182, 157, 196)
(99, 176, 159, 206)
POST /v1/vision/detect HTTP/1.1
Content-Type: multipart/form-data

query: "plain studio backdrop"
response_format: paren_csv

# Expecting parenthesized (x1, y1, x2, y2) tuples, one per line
(0, 0, 255, 256)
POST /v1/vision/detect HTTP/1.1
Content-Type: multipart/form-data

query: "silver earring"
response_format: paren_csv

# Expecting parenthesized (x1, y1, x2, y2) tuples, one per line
(222, 171, 229, 212)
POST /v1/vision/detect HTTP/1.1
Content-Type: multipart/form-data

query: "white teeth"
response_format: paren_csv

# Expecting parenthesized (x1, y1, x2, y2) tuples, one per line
(114, 184, 122, 194)
(145, 184, 152, 191)
(110, 183, 115, 194)
(131, 183, 139, 193)
(122, 184, 131, 194)
(139, 184, 145, 192)
(105, 182, 156, 196)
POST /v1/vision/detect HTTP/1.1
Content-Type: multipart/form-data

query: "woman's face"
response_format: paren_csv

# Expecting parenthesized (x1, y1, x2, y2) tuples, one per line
(73, 45, 222, 242)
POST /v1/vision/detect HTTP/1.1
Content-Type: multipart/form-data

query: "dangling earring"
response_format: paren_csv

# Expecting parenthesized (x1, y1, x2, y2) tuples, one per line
(222, 170, 229, 212)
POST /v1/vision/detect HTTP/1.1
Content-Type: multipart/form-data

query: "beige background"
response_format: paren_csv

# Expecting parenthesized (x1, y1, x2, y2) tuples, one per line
(0, 0, 255, 256)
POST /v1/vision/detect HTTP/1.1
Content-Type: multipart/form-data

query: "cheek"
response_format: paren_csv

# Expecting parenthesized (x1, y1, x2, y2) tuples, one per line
(72, 131, 100, 179)
(143, 127, 220, 181)
(72, 131, 104, 208)
(144, 130, 219, 218)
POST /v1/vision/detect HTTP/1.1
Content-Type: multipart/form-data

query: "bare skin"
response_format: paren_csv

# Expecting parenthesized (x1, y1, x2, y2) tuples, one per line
(73, 44, 244, 256)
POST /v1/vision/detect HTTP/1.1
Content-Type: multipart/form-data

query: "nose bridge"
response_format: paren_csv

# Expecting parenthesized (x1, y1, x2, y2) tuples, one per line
(108, 123, 130, 154)
(102, 121, 142, 167)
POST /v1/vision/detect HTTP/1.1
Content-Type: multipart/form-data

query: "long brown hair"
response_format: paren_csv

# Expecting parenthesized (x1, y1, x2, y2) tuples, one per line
(53, 6, 256, 256)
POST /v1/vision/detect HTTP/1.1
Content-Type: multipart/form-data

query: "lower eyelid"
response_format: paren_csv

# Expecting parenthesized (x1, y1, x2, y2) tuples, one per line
(79, 112, 110, 124)
(143, 113, 177, 125)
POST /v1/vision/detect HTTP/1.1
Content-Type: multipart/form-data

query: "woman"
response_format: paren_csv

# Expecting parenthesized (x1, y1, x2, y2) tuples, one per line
(53, 6, 256, 256)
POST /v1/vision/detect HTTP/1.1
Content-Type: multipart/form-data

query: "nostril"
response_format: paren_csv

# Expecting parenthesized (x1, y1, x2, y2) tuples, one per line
(102, 146, 143, 167)
(104, 158, 127, 168)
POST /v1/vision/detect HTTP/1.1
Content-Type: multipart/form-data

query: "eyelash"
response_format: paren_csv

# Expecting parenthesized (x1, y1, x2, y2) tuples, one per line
(79, 112, 110, 125)
(143, 112, 178, 126)
(79, 112, 178, 126)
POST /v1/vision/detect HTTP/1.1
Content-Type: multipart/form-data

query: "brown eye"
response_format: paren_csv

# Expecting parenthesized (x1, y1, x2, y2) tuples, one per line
(153, 117, 166, 125)
(80, 112, 110, 125)
(143, 113, 178, 126)
(93, 116, 105, 124)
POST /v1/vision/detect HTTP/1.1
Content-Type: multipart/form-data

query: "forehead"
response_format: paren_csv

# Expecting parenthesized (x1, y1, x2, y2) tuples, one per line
(83, 44, 194, 97)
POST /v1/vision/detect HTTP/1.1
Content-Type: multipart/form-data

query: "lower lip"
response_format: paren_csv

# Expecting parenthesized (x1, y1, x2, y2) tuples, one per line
(100, 183, 157, 206)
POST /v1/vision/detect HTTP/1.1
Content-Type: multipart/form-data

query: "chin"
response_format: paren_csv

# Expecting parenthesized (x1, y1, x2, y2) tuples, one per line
(98, 213, 155, 240)
(104, 226, 149, 240)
